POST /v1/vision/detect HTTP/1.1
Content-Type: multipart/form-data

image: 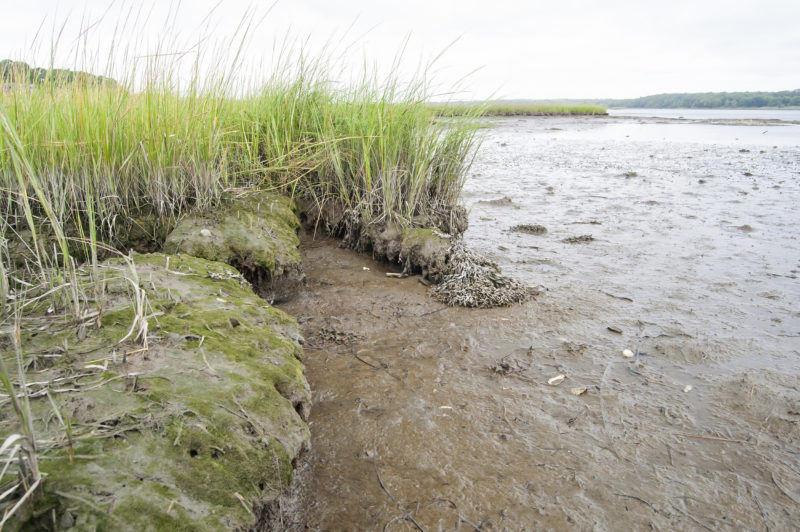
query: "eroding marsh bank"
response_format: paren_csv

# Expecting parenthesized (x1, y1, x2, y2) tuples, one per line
(0, 42, 484, 528)
(6, 20, 793, 530)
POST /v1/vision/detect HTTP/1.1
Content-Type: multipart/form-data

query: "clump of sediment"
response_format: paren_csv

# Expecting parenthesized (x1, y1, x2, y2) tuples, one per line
(359, 222, 532, 308)
(510, 223, 547, 235)
(348, 215, 532, 308)
(431, 241, 532, 308)
(163, 191, 305, 302)
(562, 234, 595, 243)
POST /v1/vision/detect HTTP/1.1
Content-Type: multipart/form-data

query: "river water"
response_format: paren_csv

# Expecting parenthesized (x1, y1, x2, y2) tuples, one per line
(280, 112, 800, 531)
(607, 108, 800, 121)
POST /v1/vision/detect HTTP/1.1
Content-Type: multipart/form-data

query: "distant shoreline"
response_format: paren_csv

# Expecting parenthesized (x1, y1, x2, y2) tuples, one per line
(431, 102, 607, 117)
(435, 90, 800, 112)
(608, 106, 800, 111)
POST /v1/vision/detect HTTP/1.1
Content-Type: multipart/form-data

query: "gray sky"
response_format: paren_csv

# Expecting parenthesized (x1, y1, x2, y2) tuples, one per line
(1, 0, 798, 99)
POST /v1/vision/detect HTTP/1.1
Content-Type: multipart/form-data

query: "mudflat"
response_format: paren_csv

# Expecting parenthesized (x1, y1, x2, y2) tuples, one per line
(271, 114, 800, 530)
(278, 235, 800, 531)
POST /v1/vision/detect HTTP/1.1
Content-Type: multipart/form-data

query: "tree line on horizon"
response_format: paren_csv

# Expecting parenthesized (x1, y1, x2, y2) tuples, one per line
(601, 89, 800, 109)
(448, 89, 800, 110)
(4, 60, 797, 110)
(1, 59, 117, 88)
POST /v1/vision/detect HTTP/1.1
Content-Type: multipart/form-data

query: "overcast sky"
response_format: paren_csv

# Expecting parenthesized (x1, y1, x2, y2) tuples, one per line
(1, 0, 798, 99)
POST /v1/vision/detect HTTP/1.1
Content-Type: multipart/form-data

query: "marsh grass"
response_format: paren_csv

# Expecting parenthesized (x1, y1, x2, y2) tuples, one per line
(431, 101, 607, 117)
(1, 58, 480, 255)
(0, 13, 480, 324)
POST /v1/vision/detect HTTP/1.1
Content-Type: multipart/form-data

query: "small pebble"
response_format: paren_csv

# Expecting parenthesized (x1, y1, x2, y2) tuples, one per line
(683, 384, 693, 393)
(622, 349, 634, 358)
(570, 386, 587, 396)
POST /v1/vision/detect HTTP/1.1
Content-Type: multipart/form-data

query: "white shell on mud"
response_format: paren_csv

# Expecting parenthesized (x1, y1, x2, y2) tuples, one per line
(683, 384, 693, 393)
(622, 349, 635, 358)
(570, 386, 587, 396)
(547, 374, 566, 386)
(199, 228, 212, 237)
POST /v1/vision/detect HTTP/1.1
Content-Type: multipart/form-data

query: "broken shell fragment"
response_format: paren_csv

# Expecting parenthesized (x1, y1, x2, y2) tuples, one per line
(570, 386, 587, 396)
(199, 228, 212, 237)
(622, 349, 635, 358)
(683, 384, 693, 393)
(547, 374, 566, 386)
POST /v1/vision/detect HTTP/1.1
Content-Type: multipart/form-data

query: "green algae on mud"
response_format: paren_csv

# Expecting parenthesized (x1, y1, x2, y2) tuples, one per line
(163, 191, 304, 302)
(2, 253, 310, 531)
(3, 208, 176, 269)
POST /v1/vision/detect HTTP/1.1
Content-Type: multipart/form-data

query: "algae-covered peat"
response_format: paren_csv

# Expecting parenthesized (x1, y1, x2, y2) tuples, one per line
(2, 253, 310, 530)
(163, 191, 304, 303)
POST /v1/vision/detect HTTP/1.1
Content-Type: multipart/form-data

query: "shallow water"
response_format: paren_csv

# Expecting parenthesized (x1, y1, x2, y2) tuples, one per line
(608, 108, 800, 121)
(279, 115, 800, 531)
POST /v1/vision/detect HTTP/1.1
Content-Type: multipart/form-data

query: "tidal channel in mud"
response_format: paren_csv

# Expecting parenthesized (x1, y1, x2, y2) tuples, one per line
(279, 114, 800, 531)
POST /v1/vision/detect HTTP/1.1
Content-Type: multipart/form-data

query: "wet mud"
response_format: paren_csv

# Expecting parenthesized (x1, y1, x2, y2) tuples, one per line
(278, 236, 799, 531)
(464, 115, 800, 369)
(277, 115, 800, 530)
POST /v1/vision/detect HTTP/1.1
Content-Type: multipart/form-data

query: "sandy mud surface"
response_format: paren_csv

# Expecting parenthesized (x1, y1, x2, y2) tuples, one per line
(278, 235, 799, 531)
